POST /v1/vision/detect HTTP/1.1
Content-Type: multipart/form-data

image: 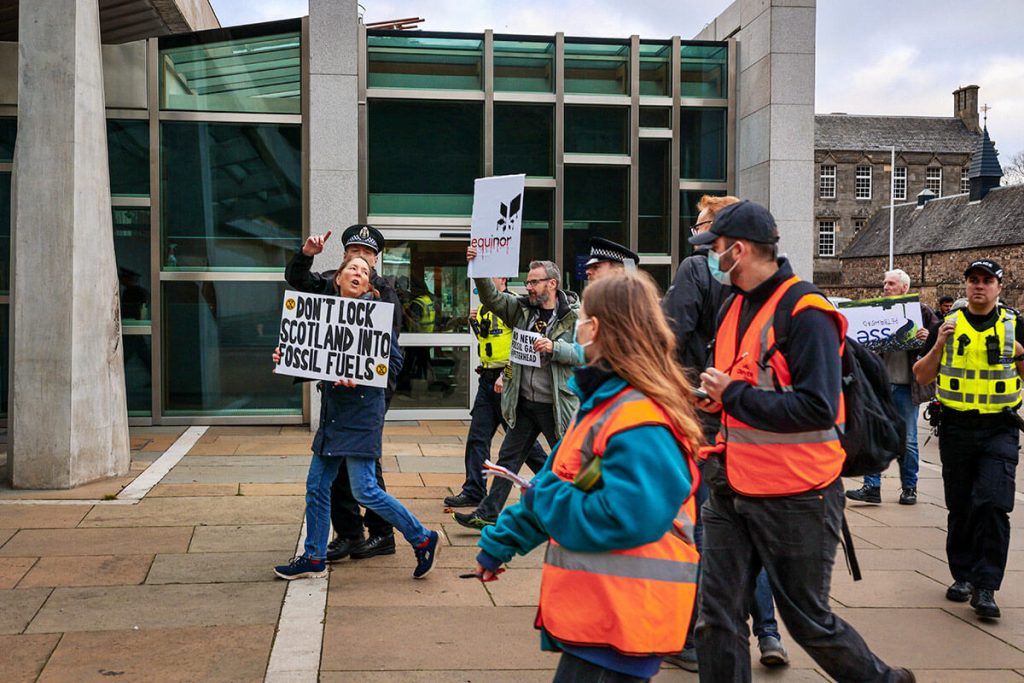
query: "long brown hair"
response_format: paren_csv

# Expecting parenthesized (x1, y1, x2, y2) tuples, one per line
(582, 270, 705, 450)
(334, 255, 380, 299)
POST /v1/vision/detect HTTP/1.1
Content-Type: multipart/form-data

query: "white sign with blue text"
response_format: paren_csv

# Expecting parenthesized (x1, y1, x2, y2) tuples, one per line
(837, 294, 924, 352)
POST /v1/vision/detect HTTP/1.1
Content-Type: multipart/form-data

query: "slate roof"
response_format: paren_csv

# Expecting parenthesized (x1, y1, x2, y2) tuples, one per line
(840, 184, 1024, 259)
(816, 114, 980, 153)
(969, 127, 1003, 179)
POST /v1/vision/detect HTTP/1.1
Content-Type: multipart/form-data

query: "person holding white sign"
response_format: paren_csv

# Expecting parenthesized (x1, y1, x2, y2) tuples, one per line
(455, 248, 581, 530)
(273, 255, 440, 581)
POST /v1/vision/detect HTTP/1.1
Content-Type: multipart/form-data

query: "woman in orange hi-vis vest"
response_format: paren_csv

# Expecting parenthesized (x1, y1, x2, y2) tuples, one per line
(469, 271, 705, 682)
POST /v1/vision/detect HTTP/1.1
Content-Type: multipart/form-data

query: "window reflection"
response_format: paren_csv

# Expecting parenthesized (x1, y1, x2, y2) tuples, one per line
(392, 345, 470, 410)
(108, 120, 149, 196)
(680, 108, 727, 181)
(124, 334, 152, 417)
(0, 172, 9, 295)
(114, 207, 151, 323)
(381, 241, 471, 335)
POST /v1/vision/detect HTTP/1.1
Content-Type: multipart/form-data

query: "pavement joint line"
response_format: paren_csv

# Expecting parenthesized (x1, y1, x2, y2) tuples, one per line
(0, 498, 137, 505)
(265, 518, 328, 683)
(117, 425, 209, 501)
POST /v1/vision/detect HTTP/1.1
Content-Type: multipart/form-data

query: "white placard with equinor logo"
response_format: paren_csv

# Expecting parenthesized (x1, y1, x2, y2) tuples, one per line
(468, 173, 526, 278)
(510, 329, 542, 367)
(274, 290, 395, 388)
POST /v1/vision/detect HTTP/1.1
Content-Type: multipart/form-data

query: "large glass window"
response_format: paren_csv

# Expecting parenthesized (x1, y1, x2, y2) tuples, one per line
(380, 241, 471, 335)
(640, 264, 672, 293)
(160, 23, 301, 114)
(113, 207, 152, 324)
(638, 141, 671, 254)
(123, 334, 152, 417)
(494, 39, 553, 93)
(680, 108, 726, 181)
(521, 190, 554, 277)
(639, 43, 671, 97)
(160, 121, 302, 270)
(564, 41, 629, 95)
(392, 345, 470, 410)
(0, 172, 10, 295)
(367, 33, 482, 91)
(639, 107, 671, 129)
(0, 304, 7, 419)
(108, 120, 150, 197)
(368, 100, 481, 216)
(494, 104, 553, 177)
(564, 166, 628, 292)
(0, 117, 15, 162)
(680, 44, 727, 98)
(565, 106, 628, 155)
(680, 189, 724, 258)
(162, 280, 301, 415)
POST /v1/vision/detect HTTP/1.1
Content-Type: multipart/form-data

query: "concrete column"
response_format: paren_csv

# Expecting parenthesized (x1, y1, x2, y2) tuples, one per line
(307, 0, 360, 429)
(9, 0, 130, 488)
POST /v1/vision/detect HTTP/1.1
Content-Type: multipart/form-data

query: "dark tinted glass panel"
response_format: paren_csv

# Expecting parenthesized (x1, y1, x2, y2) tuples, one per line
(680, 108, 726, 181)
(0, 304, 7, 418)
(638, 141, 670, 254)
(494, 40, 553, 92)
(565, 106, 628, 155)
(680, 44, 727, 98)
(123, 334, 152, 416)
(639, 107, 671, 128)
(160, 30, 301, 113)
(563, 166, 627, 292)
(368, 34, 482, 90)
(380, 241, 471, 335)
(521, 190, 554, 278)
(161, 122, 302, 269)
(640, 264, 672, 293)
(368, 100, 481, 216)
(392, 345, 470, 409)
(494, 104, 553, 177)
(107, 120, 150, 196)
(114, 207, 152, 323)
(163, 280, 302, 414)
(0, 117, 15, 162)
(680, 189, 725, 258)
(0, 173, 9, 294)
(639, 43, 671, 97)
(564, 42, 629, 95)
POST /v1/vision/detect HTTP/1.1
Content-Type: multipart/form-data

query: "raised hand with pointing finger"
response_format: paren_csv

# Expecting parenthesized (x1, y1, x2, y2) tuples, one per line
(302, 230, 332, 257)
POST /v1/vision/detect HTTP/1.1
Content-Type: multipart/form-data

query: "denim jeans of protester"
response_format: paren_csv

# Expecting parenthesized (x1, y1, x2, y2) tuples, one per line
(864, 383, 919, 489)
(346, 456, 430, 547)
(304, 454, 344, 561)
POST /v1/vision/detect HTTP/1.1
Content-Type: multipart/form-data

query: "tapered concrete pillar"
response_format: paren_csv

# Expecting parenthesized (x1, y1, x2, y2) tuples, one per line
(9, 0, 130, 488)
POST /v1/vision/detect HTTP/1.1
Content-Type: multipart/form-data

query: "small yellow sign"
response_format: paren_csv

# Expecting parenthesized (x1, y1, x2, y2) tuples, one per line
(285, 298, 296, 311)
(375, 364, 388, 376)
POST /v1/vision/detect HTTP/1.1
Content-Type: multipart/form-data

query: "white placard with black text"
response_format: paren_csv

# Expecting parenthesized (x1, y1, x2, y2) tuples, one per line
(510, 328, 542, 367)
(468, 174, 526, 278)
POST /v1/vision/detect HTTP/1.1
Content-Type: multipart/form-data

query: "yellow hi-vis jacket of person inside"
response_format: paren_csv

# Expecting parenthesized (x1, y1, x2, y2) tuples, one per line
(474, 308, 512, 368)
(407, 294, 436, 333)
(536, 388, 700, 656)
(937, 307, 1021, 413)
(712, 275, 847, 497)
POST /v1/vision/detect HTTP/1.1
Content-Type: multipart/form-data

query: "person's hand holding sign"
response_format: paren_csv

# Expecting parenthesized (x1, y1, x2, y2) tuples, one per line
(302, 230, 332, 257)
(534, 337, 554, 354)
(466, 245, 477, 262)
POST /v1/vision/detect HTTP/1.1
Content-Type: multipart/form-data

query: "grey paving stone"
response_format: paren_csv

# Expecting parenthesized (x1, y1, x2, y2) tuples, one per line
(396, 455, 465, 473)
(0, 588, 52, 634)
(0, 527, 192, 558)
(188, 524, 299, 553)
(147, 551, 289, 584)
(78, 496, 304, 527)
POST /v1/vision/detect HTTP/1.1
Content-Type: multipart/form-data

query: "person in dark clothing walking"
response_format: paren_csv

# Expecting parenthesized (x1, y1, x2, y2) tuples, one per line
(285, 224, 403, 562)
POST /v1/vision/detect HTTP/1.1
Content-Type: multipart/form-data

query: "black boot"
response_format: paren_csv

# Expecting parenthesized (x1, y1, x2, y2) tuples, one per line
(350, 534, 396, 559)
(971, 588, 1000, 619)
(326, 536, 363, 563)
(845, 485, 881, 504)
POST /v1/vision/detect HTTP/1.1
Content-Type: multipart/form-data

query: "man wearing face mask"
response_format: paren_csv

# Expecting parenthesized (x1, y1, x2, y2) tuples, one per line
(691, 201, 914, 682)
(456, 248, 581, 529)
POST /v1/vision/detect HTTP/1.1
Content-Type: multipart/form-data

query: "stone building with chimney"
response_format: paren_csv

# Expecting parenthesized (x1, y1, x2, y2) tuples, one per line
(813, 85, 983, 283)
(830, 127, 1024, 310)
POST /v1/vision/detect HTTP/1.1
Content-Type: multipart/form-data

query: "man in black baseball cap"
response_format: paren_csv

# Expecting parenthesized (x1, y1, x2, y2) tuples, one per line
(584, 236, 640, 282)
(964, 259, 1003, 281)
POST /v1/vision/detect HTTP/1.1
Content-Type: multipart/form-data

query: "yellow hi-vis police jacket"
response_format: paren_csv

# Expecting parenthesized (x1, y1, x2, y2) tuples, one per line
(937, 307, 1022, 413)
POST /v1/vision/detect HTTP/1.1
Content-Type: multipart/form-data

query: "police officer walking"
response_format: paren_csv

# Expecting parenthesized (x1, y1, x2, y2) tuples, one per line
(914, 259, 1024, 620)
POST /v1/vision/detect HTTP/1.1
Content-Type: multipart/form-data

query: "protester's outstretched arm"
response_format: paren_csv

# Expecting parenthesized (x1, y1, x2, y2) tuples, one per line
(285, 250, 334, 294)
(477, 495, 550, 565)
(467, 246, 520, 328)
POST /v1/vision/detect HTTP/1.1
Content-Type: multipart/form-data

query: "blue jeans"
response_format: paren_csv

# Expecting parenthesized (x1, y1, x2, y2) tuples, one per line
(864, 383, 919, 489)
(346, 456, 430, 547)
(304, 454, 344, 561)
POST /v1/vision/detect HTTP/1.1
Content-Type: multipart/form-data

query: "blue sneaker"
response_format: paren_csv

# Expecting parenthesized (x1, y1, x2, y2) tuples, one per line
(274, 556, 327, 580)
(413, 530, 441, 579)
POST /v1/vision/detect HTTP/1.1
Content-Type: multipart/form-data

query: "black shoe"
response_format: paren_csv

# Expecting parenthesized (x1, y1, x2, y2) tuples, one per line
(443, 492, 482, 508)
(971, 588, 1001, 619)
(349, 534, 396, 559)
(899, 488, 917, 505)
(845, 485, 881, 504)
(326, 536, 363, 563)
(453, 511, 496, 530)
(945, 580, 972, 602)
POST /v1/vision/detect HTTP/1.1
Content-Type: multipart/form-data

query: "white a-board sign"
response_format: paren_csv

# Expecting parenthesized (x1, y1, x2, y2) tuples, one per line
(510, 328, 542, 367)
(274, 290, 395, 388)
(468, 173, 526, 278)
(837, 294, 925, 351)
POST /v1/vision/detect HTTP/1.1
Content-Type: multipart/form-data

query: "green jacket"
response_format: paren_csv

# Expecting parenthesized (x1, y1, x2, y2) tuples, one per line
(475, 277, 581, 439)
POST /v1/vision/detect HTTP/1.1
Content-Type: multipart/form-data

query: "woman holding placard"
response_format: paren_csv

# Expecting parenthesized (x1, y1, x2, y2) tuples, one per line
(272, 255, 441, 581)
(470, 271, 704, 682)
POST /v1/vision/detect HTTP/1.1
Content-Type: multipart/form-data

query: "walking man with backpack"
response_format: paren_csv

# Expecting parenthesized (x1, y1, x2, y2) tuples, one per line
(691, 201, 914, 682)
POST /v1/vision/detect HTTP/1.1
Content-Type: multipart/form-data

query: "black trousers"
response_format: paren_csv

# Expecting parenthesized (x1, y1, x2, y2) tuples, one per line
(329, 394, 394, 540)
(476, 398, 555, 520)
(939, 416, 1020, 590)
(696, 480, 896, 682)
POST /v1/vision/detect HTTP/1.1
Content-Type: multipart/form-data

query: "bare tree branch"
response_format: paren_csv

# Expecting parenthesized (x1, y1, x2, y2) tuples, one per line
(1002, 150, 1024, 186)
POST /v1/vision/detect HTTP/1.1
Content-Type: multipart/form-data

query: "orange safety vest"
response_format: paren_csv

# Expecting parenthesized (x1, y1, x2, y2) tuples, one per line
(713, 275, 847, 496)
(536, 387, 701, 656)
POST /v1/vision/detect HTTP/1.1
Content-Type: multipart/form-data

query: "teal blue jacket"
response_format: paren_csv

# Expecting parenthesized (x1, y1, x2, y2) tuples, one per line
(478, 372, 693, 564)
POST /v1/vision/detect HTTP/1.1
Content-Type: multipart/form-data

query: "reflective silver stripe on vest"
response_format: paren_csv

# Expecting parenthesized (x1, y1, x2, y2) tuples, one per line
(977, 393, 1022, 405)
(940, 367, 975, 379)
(727, 425, 838, 446)
(545, 544, 698, 584)
(672, 512, 696, 545)
(1003, 313, 1016, 358)
(979, 368, 1019, 380)
(937, 387, 970, 403)
(578, 390, 647, 469)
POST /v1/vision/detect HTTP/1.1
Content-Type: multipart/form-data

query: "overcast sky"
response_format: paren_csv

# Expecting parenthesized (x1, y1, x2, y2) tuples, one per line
(212, 0, 1024, 164)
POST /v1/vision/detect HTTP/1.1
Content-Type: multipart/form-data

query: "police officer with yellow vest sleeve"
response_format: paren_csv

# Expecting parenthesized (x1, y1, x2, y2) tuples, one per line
(444, 278, 548, 509)
(914, 259, 1024, 621)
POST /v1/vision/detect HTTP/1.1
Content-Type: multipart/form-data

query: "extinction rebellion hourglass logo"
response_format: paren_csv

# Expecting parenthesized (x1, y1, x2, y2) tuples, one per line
(472, 191, 522, 254)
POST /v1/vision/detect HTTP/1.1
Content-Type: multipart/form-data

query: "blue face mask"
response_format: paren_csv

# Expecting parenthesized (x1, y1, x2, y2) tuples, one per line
(573, 318, 594, 365)
(707, 243, 738, 286)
